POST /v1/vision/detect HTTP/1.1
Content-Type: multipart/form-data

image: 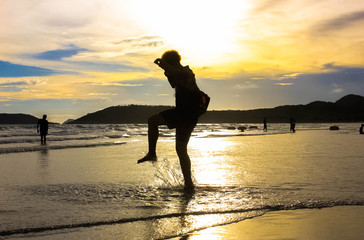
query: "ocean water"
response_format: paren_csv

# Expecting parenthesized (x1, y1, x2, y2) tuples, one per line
(0, 122, 363, 239)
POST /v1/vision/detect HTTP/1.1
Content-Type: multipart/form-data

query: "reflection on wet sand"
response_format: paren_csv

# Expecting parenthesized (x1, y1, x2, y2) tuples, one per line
(38, 147, 49, 179)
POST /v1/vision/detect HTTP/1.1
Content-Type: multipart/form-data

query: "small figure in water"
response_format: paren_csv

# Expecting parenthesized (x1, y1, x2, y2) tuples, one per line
(138, 50, 208, 191)
(263, 117, 267, 132)
(290, 117, 296, 133)
(37, 114, 49, 144)
(360, 124, 364, 134)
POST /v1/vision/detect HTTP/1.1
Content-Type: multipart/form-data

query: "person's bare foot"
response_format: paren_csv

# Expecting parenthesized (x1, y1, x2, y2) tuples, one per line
(184, 182, 195, 193)
(137, 154, 157, 164)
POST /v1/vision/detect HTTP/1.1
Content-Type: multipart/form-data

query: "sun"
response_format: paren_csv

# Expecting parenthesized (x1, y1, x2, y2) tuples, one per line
(129, 0, 251, 65)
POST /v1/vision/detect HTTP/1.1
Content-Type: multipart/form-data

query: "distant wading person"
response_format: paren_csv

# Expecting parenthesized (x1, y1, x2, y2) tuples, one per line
(290, 117, 296, 133)
(263, 117, 267, 132)
(138, 50, 209, 191)
(37, 114, 49, 144)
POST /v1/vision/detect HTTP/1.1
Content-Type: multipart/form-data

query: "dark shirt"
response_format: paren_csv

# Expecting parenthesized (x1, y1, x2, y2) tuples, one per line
(38, 119, 49, 134)
(165, 66, 200, 115)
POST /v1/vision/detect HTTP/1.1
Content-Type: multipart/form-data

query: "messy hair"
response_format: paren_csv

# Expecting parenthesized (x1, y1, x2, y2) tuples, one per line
(161, 50, 181, 65)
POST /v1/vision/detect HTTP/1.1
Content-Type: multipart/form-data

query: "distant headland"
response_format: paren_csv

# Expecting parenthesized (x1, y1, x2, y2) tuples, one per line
(1, 94, 364, 124)
(0, 113, 39, 124)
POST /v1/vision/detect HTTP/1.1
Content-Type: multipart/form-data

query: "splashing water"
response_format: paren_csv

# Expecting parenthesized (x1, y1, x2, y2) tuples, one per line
(153, 158, 185, 187)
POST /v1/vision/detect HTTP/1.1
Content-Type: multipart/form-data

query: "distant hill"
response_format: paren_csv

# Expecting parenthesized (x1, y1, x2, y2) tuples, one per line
(68, 94, 364, 124)
(0, 113, 39, 124)
(335, 94, 364, 107)
(1, 95, 362, 124)
(69, 105, 171, 124)
(62, 119, 75, 124)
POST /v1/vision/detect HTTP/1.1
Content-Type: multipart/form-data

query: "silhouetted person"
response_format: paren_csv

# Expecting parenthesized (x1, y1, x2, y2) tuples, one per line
(263, 117, 267, 132)
(138, 50, 209, 191)
(290, 117, 296, 133)
(37, 115, 49, 144)
(360, 124, 364, 134)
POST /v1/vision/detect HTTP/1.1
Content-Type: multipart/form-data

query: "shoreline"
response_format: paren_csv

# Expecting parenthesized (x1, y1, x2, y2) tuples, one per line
(4, 205, 363, 239)
(171, 205, 364, 240)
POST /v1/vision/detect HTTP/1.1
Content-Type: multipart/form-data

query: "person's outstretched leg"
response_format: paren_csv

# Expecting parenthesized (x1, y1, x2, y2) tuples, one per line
(138, 113, 167, 163)
(176, 139, 194, 191)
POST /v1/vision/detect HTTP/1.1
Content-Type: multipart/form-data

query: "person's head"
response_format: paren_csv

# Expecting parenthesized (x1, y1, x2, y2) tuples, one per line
(161, 50, 181, 66)
(43, 114, 47, 120)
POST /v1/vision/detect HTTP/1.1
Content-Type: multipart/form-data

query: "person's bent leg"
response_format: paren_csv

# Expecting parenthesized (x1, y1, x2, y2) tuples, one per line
(147, 114, 166, 155)
(176, 139, 194, 191)
(138, 113, 167, 163)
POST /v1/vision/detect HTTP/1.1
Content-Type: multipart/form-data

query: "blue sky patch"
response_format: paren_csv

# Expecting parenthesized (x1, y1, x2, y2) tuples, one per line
(0, 61, 73, 77)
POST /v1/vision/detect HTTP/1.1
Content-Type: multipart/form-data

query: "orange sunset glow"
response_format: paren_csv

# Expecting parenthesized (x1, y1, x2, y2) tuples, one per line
(1, 0, 364, 122)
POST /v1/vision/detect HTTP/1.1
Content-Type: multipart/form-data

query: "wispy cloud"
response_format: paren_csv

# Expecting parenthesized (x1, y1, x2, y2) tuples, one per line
(276, 73, 302, 81)
(0, 79, 45, 86)
(235, 83, 258, 90)
(0, 81, 27, 86)
(115, 36, 164, 47)
(253, 0, 289, 12)
(83, 81, 144, 87)
(332, 83, 343, 93)
(275, 83, 294, 86)
(30, 44, 90, 61)
(111, 36, 166, 54)
(0, 78, 48, 92)
(87, 92, 116, 96)
(67, 61, 149, 73)
(313, 10, 364, 33)
(0, 86, 22, 92)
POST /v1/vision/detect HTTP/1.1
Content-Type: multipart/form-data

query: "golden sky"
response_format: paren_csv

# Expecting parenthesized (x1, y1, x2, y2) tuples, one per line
(1, 0, 364, 122)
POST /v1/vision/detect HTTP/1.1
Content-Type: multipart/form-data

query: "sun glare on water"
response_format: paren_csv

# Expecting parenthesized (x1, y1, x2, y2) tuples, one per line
(190, 138, 236, 185)
(129, 0, 250, 64)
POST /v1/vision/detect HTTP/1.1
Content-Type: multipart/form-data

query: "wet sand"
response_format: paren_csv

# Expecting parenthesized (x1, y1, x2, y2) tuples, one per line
(13, 206, 363, 239)
(174, 206, 364, 240)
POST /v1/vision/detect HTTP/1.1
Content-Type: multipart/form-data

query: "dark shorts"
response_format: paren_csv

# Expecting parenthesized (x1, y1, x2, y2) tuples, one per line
(160, 108, 198, 142)
(40, 130, 47, 136)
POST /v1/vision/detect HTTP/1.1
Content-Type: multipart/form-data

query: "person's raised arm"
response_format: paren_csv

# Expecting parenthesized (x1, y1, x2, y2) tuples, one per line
(155, 58, 185, 75)
(154, 58, 185, 88)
